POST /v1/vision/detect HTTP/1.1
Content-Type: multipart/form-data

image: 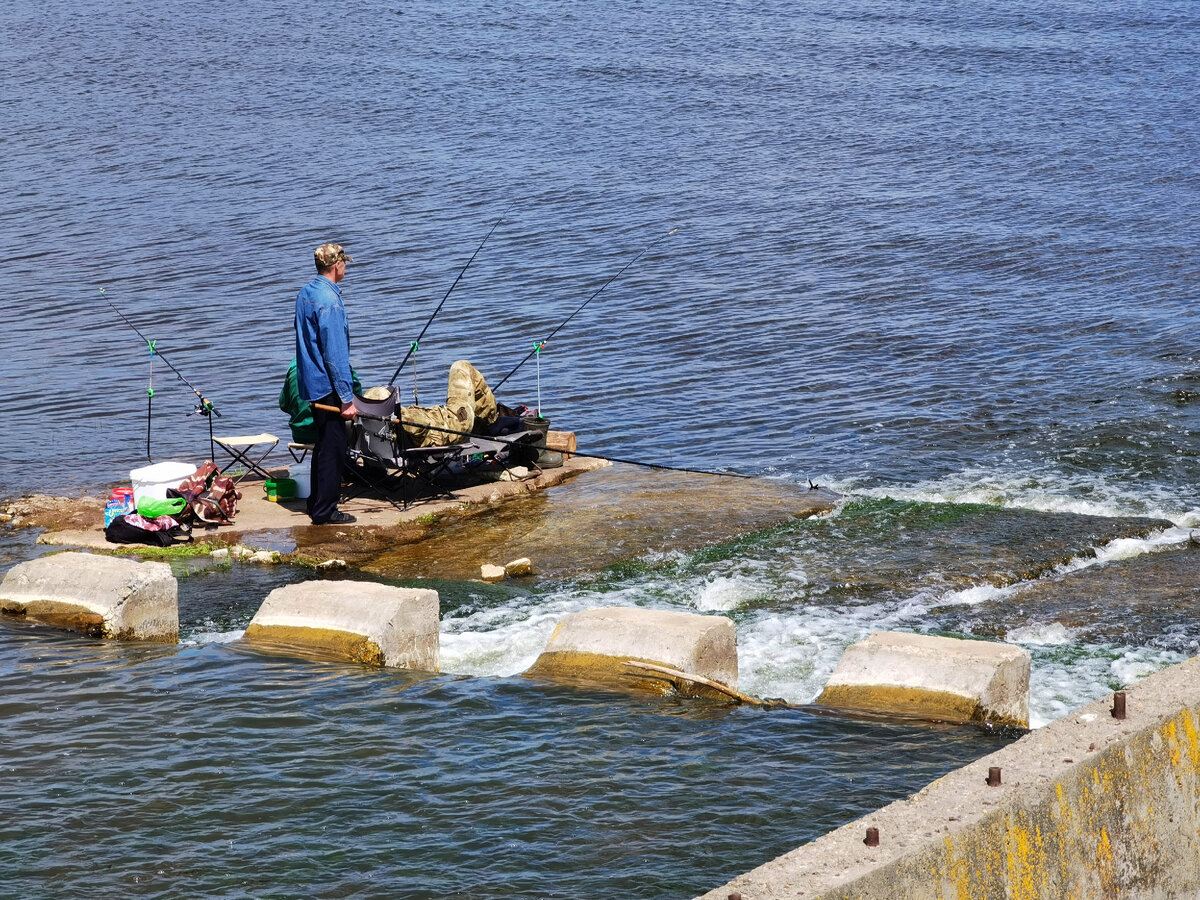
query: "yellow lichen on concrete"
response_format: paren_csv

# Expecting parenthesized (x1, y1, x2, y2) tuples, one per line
(1, 599, 106, 638)
(1181, 711, 1200, 770)
(1004, 816, 1050, 900)
(815, 683, 1028, 728)
(243, 623, 385, 666)
(525, 650, 733, 700)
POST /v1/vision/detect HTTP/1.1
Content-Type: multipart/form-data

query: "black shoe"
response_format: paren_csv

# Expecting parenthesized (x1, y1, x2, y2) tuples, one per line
(313, 511, 357, 525)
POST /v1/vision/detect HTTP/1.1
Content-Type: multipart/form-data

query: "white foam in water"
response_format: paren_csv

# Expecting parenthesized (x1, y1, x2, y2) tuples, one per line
(440, 595, 588, 677)
(937, 582, 1018, 607)
(1055, 526, 1192, 576)
(838, 467, 1198, 528)
(1006, 622, 1077, 646)
(183, 628, 245, 646)
(692, 575, 761, 612)
(1026, 644, 1186, 729)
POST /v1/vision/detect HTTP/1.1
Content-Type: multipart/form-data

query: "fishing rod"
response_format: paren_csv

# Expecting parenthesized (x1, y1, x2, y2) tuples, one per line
(313, 403, 750, 479)
(100, 287, 220, 461)
(491, 226, 679, 394)
(387, 204, 515, 393)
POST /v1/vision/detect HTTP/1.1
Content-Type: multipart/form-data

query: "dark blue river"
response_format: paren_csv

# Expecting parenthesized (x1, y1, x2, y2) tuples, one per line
(3, 0, 1199, 896)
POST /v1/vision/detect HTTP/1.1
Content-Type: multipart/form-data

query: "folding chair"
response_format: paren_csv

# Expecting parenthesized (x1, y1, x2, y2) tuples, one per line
(344, 387, 495, 509)
(213, 433, 279, 484)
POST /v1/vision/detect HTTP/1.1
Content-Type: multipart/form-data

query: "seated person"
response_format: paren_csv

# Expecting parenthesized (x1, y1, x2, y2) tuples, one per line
(363, 360, 499, 448)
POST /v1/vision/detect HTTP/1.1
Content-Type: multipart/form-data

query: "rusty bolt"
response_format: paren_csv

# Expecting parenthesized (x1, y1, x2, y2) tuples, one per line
(728, 894, 742, 900)
(864, 826, 879, 847)
(1112, 691, 1126, 720)
(987, 766, 1002, 787)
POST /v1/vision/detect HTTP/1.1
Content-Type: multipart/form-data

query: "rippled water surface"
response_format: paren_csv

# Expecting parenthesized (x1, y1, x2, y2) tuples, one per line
(4, 0, 1200, 896)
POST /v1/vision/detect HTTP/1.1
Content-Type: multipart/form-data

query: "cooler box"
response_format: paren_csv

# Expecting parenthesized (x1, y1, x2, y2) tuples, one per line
(130, 461, 196, 504)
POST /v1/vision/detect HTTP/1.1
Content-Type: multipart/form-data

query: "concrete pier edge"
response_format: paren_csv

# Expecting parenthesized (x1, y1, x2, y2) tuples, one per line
(697, 653, 1200, 900)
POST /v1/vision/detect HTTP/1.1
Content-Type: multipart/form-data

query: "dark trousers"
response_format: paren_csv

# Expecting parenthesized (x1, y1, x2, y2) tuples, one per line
(308, 394, 346, 523)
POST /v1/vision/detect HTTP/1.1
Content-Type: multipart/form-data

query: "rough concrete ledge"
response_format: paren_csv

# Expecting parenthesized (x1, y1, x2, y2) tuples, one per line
(816, 632, 1031, 729)
(525, 606, 738, 697)
(0, 552, 178, 642)
(698, 654, 1200, 900)
(243, 581, 439, 670)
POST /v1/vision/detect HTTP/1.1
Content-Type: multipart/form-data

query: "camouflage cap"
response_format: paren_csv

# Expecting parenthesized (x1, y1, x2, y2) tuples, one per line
(314, 242, 353, 269)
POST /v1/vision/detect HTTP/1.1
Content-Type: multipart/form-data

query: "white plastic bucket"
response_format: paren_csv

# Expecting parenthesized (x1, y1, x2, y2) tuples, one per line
(130, 461, 196, 504)
(290, 461, 311, 499)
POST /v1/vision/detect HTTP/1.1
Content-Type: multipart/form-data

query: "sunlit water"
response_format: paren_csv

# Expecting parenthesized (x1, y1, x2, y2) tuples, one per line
(4, 0, 1200, 896)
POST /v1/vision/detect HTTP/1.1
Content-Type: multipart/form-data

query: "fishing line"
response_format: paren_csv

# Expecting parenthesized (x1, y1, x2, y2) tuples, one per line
(100, 287, 221, 461)
(491, 226, 679, 393)
(314, 403, 750, 479)
(388, 203, 516, 394)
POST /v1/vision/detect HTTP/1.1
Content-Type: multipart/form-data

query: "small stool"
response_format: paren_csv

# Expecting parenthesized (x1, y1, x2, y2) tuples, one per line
(213, 433, 279, 483)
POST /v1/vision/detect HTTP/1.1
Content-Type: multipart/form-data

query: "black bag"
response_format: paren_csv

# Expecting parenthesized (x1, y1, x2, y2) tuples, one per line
(104, 515, 193, 546)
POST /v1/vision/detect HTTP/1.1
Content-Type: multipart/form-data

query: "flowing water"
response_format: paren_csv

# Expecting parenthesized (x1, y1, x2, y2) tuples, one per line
(3, 0, 1199, 896)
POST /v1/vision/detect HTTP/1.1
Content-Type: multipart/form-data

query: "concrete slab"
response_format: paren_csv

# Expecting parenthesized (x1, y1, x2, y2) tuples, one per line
(525, 606, 738, 698)
(242, 580, 439, 670)
(34, 455, 610, 551)
(0, 551, 178, 642)
(816, 631, 1030, 729)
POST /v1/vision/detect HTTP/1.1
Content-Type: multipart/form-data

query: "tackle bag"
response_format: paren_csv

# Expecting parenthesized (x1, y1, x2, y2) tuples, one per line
(170, 461, 241, 525)
(105, 514, 192, 546)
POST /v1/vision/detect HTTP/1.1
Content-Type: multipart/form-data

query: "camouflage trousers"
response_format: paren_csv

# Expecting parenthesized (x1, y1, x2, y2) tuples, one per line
(398, 360, 498, 447)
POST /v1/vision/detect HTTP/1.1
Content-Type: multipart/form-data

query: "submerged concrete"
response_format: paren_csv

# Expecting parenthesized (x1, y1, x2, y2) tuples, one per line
(0, 552, 178, 642)
(699, 654, 1200, 900)
(817, 632, 1031, 729)
(243, 581, 440, 670)
(526, 606, 738, 697)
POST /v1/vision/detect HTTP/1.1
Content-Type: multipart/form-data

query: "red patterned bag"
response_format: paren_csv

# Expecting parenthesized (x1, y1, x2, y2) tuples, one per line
(171, 461, 241, 524)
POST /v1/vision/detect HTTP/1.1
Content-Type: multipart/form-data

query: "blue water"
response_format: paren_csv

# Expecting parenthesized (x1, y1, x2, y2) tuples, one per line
(4, 0, 1200, 896)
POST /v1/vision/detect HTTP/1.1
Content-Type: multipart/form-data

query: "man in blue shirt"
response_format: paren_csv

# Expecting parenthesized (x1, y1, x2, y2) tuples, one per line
(294, 242, 360, 525)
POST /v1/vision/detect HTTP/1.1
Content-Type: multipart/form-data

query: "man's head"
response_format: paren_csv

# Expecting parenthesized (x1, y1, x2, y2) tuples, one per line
(314, 242, 353, 281)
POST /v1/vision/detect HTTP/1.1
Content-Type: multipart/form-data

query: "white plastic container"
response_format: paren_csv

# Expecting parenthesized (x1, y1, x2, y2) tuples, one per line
(130, 461, 197, 504)
(290, 461, 311, 500)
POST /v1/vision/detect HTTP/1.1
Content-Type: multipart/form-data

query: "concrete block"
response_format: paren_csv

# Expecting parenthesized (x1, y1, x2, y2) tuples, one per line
(525, 606, 738, 698)
(0, 552, 178, 643)
(242, 580, 439, 670)
(816, 631, 1030, 728)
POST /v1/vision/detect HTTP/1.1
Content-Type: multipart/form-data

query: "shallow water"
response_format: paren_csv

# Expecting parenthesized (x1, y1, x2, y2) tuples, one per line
(5, 0, 1200, 895)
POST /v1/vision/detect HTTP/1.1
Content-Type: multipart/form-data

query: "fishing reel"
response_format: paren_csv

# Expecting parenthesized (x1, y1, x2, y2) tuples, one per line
(188, 398, 220, 418)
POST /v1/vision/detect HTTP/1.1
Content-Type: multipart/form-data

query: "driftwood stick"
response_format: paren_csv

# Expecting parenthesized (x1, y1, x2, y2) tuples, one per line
(623, 660, 782, 706)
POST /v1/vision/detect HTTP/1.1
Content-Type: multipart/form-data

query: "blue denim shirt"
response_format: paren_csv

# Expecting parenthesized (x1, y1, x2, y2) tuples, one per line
(294, 275, 355, 404)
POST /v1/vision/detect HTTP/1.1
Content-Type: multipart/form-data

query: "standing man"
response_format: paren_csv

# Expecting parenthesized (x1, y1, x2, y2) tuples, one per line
(294, 242, 359, 525)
